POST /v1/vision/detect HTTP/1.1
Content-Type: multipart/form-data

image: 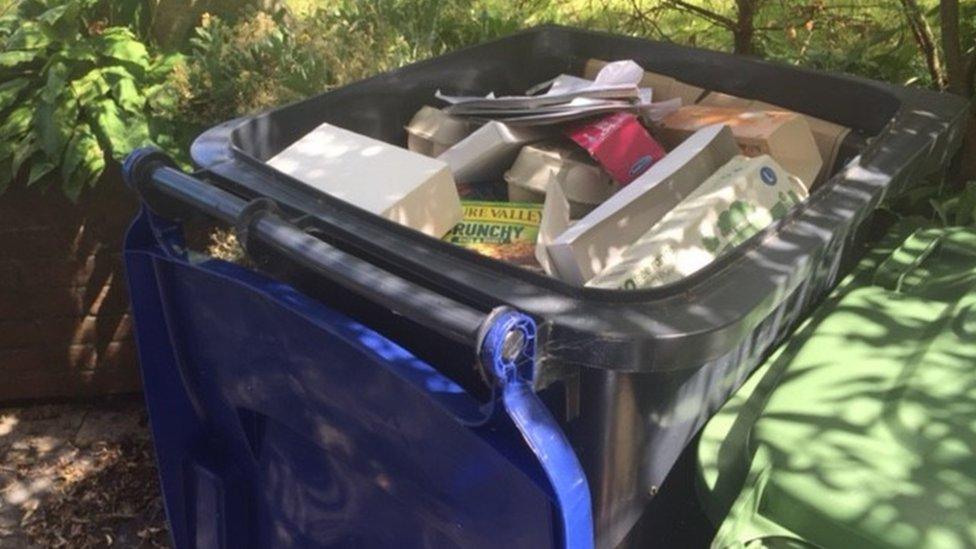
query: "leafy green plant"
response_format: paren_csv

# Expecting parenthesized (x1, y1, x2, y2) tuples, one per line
(0, 0, 182, 199)
(173, 9, 333, 127)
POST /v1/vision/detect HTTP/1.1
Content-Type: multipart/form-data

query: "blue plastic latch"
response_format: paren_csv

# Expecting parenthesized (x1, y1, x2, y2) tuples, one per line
(478, 308, 594, 549)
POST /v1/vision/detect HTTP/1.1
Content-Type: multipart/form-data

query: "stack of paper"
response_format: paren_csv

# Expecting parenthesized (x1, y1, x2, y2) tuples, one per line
(436, 60, 680, 125)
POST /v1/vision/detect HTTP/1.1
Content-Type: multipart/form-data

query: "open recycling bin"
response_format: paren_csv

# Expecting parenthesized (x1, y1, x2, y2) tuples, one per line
(122, 26, 968, 548)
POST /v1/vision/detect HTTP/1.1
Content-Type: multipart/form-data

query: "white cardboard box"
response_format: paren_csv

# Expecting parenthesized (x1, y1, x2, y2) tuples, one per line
(587, 154, 809, 289)
(437, 121, 552, 183)
(539, 124, 741, 285)
(698, 91, 851, 187)
(267, 122, 462, 238)
(504, 142, 618, 218)
(656, 105, 822, 190)
(405, 105, 481, 157)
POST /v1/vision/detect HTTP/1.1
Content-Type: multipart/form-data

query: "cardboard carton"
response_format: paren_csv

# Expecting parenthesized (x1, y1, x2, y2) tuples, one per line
(437, 121, 552, 183)
(657, 105, 822, 189)
(698, 92, 852, 186)
(587, 155, 808, 289)
(267, 122, 462, 238)
(444, 200, 542, 268)
(535, 180, 572, 274)
(583, 59, 705, 105)
(504, 142, 617, 218)
(540, 124, 741, 285)
(405, 106, 481, 157)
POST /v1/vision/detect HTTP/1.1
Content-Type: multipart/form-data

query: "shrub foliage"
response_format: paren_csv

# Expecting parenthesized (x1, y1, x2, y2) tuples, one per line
(0, 0, 180, 198)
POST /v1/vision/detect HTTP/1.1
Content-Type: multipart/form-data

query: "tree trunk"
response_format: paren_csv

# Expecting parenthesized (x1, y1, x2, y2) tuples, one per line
(940, 0, 975, 97)
(733, 0, 759, 55)
(938, 0, 976, 181)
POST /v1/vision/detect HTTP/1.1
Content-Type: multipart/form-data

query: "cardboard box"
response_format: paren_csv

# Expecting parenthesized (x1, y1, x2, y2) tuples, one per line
(438, 121, 552, 183)
(540, 124, 741, 285)
(657, 105, 822, 190)
(587, 155, 809, 289)
(504, 142, 617, 218)
(583, 59, 705, 105)
(267, 122, 462, 238)
(405, 106, 481, 157)
(565, 112, 666, 184)
(698, 92, 852, 186)
(444, 200, 542, 268)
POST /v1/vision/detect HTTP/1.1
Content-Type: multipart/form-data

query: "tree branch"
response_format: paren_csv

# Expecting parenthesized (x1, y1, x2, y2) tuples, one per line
(898, 0, 947, 89)
(663, 0, 737, 30)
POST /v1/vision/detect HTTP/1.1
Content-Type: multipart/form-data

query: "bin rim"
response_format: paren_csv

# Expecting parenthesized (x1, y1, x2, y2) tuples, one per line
(188, 25, 970, 373)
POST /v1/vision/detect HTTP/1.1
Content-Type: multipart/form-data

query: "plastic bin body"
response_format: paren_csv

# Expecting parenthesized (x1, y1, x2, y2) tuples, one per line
(124, 209, 594, 548)
(696, 222, 976, 547)
(126, 27, 968, 548)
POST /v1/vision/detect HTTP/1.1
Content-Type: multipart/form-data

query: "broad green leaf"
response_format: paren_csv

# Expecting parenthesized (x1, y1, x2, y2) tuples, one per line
(40, 60, 68, 102)
(147, 52, 185, 80)
(59, 42, 98, 63)
(91, 98, 149, 159)
(26, 157, 54, 186)
(61, 125, 105, 201)
(70, 69, 111, 103)
(97, 27, 149, 68)
(5, 22, 50, 50)
(33, 92, 78, 157)
(10, 135, 37, 178)
(0, 104, 33, 138)
(112, 77, 144, 113)
(0, 50, 40, 68)
(0, 78, 31, 112)
(94, 64, 137, 83)
(37, 3, 80, 41)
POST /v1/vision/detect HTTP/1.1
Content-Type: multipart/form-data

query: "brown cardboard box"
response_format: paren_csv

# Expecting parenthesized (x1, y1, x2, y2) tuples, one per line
(587, 155, 808, 289)
(268, 122, 462, 238)
(405, 106, 481, 157)
(657, 105, 822, 190)
(504, 142, 618, 219)
(698, 92, 851, 186)
(538, 124, 741, 285)
(583, 59, 705, 105)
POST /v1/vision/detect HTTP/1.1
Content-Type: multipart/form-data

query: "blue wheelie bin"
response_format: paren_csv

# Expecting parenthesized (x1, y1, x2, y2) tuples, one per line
(122, 26, 969, 549)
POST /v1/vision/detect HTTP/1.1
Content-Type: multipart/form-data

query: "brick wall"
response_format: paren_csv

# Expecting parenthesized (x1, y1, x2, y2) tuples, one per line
(0, 167, 142, 401)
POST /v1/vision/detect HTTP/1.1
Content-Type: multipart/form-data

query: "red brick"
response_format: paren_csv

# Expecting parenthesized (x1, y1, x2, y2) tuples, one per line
(0, 339, 138, 376)
(0, 363, 142, 402)
(0, 169, 142, 401)
(0, 315, 132, 349)
(0, 282, 131, 319)
(13, 252, 124, 289)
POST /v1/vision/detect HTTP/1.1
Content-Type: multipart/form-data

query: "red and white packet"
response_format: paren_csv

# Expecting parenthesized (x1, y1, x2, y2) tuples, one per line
(564, 112, 666, 185)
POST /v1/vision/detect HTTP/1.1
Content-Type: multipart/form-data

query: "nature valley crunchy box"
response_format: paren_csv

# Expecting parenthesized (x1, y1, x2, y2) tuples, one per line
(587, 155, 808, 289)
(444, 201, 543, 268)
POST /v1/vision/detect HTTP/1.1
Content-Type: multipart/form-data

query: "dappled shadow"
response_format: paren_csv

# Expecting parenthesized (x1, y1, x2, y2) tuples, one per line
(0, 399, 168, 548)
(0, 169, 140, 403)
(700, 228, 976, 547)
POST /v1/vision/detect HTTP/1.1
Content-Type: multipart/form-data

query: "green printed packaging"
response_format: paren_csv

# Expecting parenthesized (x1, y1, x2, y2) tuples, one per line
(587, 155, 807, 289)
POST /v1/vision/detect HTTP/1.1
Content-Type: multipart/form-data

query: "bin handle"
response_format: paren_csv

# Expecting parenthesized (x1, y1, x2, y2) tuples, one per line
(123, 147, 494, 349)
(124, 147, 595, 549)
